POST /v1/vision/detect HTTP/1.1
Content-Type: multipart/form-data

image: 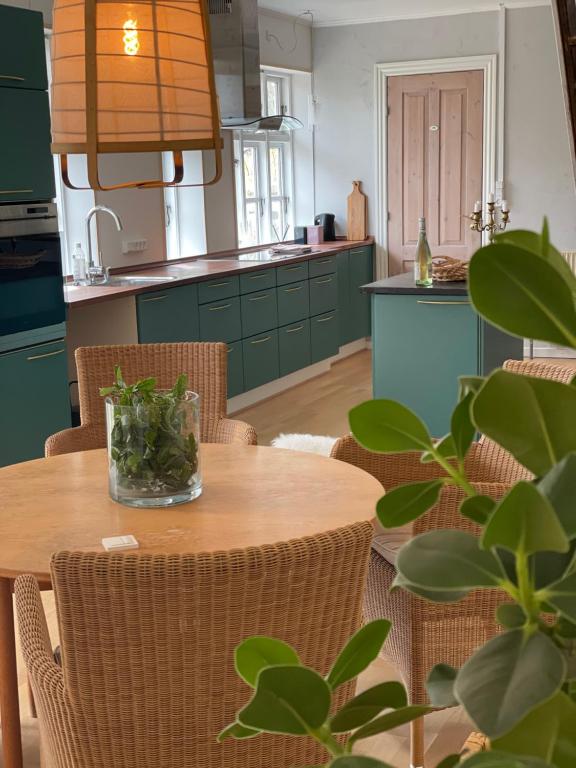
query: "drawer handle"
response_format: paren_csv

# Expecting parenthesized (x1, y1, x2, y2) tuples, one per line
(227, 346, 234, 353)
(27, 348, 65, 362)
(251, 336, 271, 345)
(0, 189, 33, 195)
(209, 303, 232, 311)
(284, 286, 302, 293)
(317, 259, 333, 264)
(416, 300, 470, 305)
(316, 315, 334, 323)
(285, 265, 304, 272)
(248, 295, 270, 302)
(0, 75, 26, 81)
(249, 274, 268, 280)
(315, 277, 333, 285)
(141, 295, 168, 303)
(286, 325, 304, 333)
(207, 281, 231, 288)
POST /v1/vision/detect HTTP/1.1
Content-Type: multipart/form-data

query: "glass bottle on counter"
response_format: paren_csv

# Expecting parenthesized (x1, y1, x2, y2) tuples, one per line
(72, 243, 87, 286)
(414, 217, 433, 287)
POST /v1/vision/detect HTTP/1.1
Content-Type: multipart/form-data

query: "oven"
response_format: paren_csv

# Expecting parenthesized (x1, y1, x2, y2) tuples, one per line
(0, 202, 65, 338)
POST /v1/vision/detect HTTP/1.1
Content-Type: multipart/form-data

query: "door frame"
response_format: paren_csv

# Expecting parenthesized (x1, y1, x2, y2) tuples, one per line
(374, 54, 498, 278)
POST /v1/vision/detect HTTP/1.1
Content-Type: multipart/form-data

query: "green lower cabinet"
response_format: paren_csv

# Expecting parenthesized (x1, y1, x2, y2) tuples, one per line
(199, 297, 241, 343)
(276, 261, 309, 285)
(0, 340, 71, 466)
(241, 289, 278, 338)
(226, 341, 244, 397)
(279, 320, 311, 377)
(337, 251, 352, 345)
(243, 331, 280, 391)
(277, 281, 309, 326)
(349, 247, 373, 340)
(137, 284, 199, 343)
(240, 269, 276, 294)
(198, 275, 239, 304)
(309, 273, 338, 316)
(310, 311, 339, 364)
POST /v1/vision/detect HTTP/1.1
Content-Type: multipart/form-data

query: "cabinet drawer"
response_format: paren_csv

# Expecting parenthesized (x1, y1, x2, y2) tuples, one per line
(349, 246, 373, 341)
(0, 5, 47, 90)
(310, 311, 339, 364)
(350, 246, 372, 259)
(276, 261, 309, 285)
(279, 320, 311, 377)
(309, 255, 337, 278)
(198, 275, 239, 304)
(243, 331, 279, 391)
(337, 251, 352, 345)
(277, 280, 310, 326)
(199, 297, 241, 343)
(240, 269, 276, 294)
(0, 340, 71, 466)
(241, 289, 278, 338)
(309, 273, 338, 316)
(137, 284, 199, 343)
(226, 341, 244, 398)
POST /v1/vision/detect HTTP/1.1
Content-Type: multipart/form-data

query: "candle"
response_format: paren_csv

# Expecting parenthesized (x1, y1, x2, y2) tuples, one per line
(501, 199, 509, 212)
(487, 192, 495, 203)
(473, 201, 482, 213)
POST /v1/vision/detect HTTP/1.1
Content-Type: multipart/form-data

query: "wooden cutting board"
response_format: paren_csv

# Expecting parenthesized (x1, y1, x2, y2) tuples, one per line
(347, 180, 367, 240)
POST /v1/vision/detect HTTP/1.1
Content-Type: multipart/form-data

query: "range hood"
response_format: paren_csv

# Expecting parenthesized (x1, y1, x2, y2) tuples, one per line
(208, 0, 303, 131)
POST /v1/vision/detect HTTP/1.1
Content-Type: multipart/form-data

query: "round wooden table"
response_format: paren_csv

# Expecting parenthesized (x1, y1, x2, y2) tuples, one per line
(0, 445, 381, 768)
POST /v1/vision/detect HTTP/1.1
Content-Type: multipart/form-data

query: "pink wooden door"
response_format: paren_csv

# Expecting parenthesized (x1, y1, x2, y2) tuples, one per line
(387, 70, 483, 275)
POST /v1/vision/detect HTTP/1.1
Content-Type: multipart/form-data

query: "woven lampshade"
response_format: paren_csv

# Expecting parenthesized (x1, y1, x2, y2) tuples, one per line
(50, 0, 222, 190)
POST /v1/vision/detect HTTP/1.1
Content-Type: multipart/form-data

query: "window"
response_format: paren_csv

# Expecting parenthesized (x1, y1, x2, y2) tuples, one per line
(233, 72, 295, 248)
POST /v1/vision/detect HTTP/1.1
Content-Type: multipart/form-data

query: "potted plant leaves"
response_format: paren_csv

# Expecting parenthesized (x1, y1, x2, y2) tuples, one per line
(101, 367, 201, 507)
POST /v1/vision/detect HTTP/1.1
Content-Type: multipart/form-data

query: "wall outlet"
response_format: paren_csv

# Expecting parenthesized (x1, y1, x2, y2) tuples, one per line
(122, 239, 147, 254)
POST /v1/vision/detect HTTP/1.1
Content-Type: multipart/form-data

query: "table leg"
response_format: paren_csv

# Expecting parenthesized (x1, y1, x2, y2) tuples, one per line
(0, 578, 23, 768)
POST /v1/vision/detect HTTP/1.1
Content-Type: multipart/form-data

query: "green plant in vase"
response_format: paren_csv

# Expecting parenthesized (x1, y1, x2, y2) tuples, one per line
(220, 221, 576, 767)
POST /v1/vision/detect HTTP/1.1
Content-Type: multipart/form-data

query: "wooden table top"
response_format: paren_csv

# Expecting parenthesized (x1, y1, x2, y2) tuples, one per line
(0, 445, 381, 581)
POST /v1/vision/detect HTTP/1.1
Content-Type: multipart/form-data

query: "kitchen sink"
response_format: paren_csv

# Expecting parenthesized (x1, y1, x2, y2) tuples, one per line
(103, 275, 178, 286)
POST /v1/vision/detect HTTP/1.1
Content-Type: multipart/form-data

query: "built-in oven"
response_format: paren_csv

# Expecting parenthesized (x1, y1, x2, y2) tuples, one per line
(0, 202, 65, 338)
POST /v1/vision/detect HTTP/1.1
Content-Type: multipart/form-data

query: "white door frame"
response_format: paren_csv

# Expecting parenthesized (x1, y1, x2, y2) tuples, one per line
(374, 54, 498, 278)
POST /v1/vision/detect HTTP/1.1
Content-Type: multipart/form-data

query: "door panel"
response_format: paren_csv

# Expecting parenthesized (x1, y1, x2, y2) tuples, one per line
(388, 70, 483, 275)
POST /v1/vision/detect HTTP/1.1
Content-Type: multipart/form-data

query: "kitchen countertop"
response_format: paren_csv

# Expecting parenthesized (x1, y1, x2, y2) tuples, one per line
(65, 238, 374, 308)
(363, 271, 468, 296)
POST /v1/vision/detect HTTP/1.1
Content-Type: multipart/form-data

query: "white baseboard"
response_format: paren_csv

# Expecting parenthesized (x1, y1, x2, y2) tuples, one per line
(227, 338, 369, 414)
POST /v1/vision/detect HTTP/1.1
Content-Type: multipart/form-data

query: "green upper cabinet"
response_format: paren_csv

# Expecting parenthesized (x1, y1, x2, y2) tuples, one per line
(0, 88, 55, 202)
(137, 284, 200, 343)
(349, 247, 373, 341)
(0, 5, 48, 91)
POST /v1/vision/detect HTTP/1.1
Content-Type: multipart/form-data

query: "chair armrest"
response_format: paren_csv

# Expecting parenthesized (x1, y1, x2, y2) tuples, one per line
(214, 418, 258, 445)
(45, 425, 102, 457)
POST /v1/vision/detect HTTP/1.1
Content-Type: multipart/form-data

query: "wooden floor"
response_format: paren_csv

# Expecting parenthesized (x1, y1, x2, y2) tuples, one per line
(10, 351, 576, 768)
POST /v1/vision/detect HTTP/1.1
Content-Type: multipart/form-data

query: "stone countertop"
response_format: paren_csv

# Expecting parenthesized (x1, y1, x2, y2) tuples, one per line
(65, 238, 375, 308)
(362, 271, 468, 296)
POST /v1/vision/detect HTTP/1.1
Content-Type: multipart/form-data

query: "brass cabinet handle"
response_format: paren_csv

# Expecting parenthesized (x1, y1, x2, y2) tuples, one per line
(316, 315, 334, 323)
(248, 295, 270, 302)
(227, 346, 234, 353)
(27, 348, 65, 362)
(208, 303, 232, 311)
(207, 281, 231, 288)
(0, 75, 25, 81)
(251, 336, 271, 345)
(286, 325, 304, 333)
(0, 189, 33, 195)
(141, 295, 168, 303)
(317, 258, 333, 264)
(315, 277, 333, 285)
(249, 274, 267, 280)
(284, 286, 302, 293)
(416, 300, 470, 305)
(284, 265, 304, 272)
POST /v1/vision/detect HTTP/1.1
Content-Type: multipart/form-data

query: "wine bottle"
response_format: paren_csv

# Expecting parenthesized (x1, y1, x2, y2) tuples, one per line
(414, 217, 433, 287)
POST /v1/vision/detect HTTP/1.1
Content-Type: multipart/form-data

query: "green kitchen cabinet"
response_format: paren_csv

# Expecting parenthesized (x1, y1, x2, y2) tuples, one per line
(137, 284, 199, 343)
(198, 275, 239, 304)
(276, 261, 309, 286)
(309, 255, 338, 278)
(277, 280, 309, 326)
(199, 297, 241, 343)
(240, 289, 278, 338)
(0, 88, 55, 202)
(0, 340, 71, 466)
(279, 320, 311, 377)
(240, 269, 276, 294)
(310, 311, 339, 364)
(336, 251, 351, 345)
(0, 5, 47, 91)
(226, 341, 244, 397)
(243, 330, 280, 391)
(309, 273, 338, 317)
(349, 247, 373, 340)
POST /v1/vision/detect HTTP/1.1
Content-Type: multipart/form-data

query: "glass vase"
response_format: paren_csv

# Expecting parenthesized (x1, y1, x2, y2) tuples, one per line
(105, 391, 202, 507)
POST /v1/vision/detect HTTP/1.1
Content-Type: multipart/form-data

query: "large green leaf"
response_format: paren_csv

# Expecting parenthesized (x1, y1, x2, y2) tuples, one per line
(238, 665, 331, 735)
(396, 530, 505, 591)
(492, 691, 576, 768)
(329, 682, 407, 733)
(348, 705, 431, 745)
(460, 495, 496, 526)
(496, 604, 527, 629)
(460, 752, 554, 768)
(349, 400, 433, 453)
(482, 481, 569, 555)
(454, 629, 566, 738)
(538, 453, 576, 538)
(451, 392, 476, 461)
(544, 571, 576, 623)
(235, 636, 300, 687)
(392, 571, 470, 603)
(472, 370, 576, 476)
(326, 620, 391, 690)
(421, 433, 456, 463)
(329, 757, 394, 768)
(426, 664, 458, 707)
(376, 480, 443, 528)
(217, 721, 261, 742)
(468, 243, 576, 347)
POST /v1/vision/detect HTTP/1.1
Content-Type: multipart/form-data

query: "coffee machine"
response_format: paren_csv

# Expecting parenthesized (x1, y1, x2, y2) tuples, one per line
(314, 213, 336, 241)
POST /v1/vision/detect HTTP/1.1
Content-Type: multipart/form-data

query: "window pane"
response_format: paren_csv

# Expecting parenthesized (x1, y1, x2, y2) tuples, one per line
(271, 199, 285, 241)
(243, 146, 257, 198)
(245, 201, 260, 246)
(267, 79, 280, 116)
(269, 146, 282, 197)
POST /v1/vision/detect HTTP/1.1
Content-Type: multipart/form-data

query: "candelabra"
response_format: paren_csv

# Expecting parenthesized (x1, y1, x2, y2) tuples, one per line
(468, 196, 510, 243)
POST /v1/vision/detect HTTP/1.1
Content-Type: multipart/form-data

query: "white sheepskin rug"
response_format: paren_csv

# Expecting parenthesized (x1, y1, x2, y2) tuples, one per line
(271, 433, 338, 456)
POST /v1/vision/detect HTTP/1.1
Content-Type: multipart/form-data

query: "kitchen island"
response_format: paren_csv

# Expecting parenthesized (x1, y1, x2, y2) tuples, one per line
(364, 273, 523, 437)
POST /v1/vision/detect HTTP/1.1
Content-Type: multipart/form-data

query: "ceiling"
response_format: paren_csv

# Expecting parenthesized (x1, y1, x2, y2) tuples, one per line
(258, 0, 550, 26)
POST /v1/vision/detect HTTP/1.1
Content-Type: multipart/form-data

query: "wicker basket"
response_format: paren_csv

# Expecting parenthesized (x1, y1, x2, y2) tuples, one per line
(432, 255, 468, 282)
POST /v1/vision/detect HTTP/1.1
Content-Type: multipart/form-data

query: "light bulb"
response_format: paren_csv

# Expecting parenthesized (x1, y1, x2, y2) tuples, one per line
(123, 19, 139, 56)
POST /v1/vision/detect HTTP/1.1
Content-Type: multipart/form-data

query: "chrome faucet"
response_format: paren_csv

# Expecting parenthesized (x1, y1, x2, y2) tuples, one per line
(85, 205, 123, 283)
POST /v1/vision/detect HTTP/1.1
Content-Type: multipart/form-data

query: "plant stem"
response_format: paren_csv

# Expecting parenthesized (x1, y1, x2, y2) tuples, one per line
(429, 448, 477, 497)
(309, 726, 345, 758)
(516, 547, 539, 627)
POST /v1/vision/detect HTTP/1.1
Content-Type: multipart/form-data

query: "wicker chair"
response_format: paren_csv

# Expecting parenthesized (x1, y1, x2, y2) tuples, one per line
(330, 358, 575, 768)
(15, 521, 373, 768)
(46, 342, 257, 456)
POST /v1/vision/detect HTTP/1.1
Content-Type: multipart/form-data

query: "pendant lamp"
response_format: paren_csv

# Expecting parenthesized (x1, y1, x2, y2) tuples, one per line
(50, 0, 222, 190)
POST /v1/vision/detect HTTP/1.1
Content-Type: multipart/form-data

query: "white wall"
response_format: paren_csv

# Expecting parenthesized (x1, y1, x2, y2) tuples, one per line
(312, 6, 576, 249)
(259, 11, 312, 72)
